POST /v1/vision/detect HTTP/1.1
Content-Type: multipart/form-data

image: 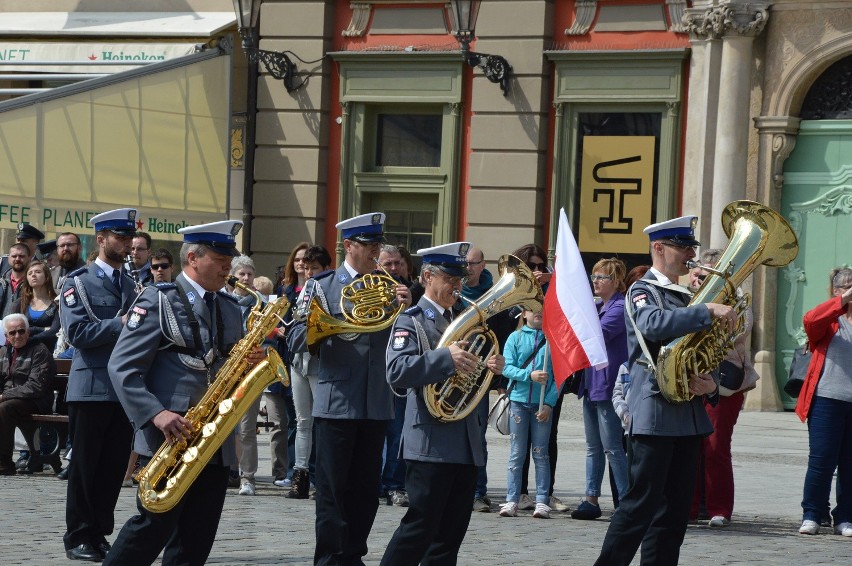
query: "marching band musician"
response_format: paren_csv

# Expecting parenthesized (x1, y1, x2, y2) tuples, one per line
(104, 220, 263, 566)
(287, 212, 411, 565)
(60, 208, 139, 562)
(594, 216, 737, 566)
(381, 242, 505, 566)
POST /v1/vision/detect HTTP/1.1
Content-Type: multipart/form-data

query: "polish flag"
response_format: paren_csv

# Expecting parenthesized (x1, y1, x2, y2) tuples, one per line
(542, 208, 608, 388)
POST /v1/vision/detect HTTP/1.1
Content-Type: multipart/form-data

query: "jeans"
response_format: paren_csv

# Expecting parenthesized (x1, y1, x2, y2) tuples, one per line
(582, 396, 629, 500)
(262, 390, 290, 480)
(475, 394, 489, 499)
(507, 401, 552, 504)
(236, 396, 261, 479)
(290, 364, 317, 471)
(802, 395, 852, 524)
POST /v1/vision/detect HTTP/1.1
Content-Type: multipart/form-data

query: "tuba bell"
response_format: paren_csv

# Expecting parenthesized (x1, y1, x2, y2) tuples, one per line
(423, 254, 544, 422)
(305, 260, 405, 346)
(656, 200, 798, 403)
(136, 277, 290, 512)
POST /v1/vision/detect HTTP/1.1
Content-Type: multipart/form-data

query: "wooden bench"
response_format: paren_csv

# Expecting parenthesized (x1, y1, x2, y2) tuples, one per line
(17, 358, 71, 474)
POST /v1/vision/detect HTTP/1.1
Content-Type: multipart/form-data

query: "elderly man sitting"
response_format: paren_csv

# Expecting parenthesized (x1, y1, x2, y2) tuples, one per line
(0, 313, 56, 475)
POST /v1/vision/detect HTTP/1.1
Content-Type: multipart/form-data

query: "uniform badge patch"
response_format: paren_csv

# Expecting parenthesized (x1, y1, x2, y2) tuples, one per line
(186, 291, 196, 304)
(424, 308, 435, 320)
(126, 311, 144, 330)
(63, 287, 77, 307)
(392, 330, 409, 351)
(338, 273, 348, 283)
(632, 293, 648, 309)
(96, 269, 105, 278)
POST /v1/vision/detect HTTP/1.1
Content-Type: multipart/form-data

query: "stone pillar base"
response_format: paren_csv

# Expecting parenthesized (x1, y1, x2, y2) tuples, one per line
(743, 349, 783, 411)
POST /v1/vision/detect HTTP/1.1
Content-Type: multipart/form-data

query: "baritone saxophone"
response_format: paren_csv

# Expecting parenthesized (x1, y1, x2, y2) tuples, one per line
(137, 276, 290, 512)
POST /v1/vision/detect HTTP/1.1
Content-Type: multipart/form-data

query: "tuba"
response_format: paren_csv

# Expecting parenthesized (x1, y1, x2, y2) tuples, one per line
(656, 200, 798, 403)
(137, 277, 290, 513)
(305, 260, 405, 346)
(423, 254, 544, 422)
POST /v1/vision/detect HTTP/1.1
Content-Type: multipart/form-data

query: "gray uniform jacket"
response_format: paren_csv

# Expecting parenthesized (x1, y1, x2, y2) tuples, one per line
(107, 272, 243, 461)
(625, 272, 717, 437)
(386, 297, 484, 466)
(287, 265, 394, 420)
(59, 263, 137, 402)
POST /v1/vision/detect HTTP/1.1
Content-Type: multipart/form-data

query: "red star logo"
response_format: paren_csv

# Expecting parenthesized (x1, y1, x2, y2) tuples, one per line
(136, 220, 143, 229)
(88, 54, 98, 61)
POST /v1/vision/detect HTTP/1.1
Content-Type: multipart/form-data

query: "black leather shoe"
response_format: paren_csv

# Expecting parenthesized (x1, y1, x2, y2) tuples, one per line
(66, 543, 102, 561)
(57, 466, 69, 480)
(96, 542, 111, 559)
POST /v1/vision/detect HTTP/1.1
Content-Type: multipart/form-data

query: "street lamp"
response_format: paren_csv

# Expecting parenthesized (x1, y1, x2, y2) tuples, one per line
(448, 0, 512, 96)
(232, 0, 300, 92)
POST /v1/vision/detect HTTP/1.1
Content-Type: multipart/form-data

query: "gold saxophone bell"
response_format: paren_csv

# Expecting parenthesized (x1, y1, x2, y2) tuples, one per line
(306, 260, 405, 346)
(136, 276, 290, 512)
(656, 200, 799, 403)
(423, 254, 544, 422)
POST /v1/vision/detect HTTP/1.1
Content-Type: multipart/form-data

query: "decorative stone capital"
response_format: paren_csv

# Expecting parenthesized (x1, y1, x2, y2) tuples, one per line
(683, 3, 769, 40)
(565, 0, 597, 36)
(666, 0, 688, 33)
(343, 2, 372, 38)
(754, 116, 801, 190)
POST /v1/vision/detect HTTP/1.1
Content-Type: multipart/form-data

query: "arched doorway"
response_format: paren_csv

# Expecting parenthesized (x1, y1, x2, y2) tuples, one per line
(777, 56, 852, 409)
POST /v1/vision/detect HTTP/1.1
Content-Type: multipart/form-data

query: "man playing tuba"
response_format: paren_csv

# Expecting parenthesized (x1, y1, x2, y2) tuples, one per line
(381, 242, 505, 565)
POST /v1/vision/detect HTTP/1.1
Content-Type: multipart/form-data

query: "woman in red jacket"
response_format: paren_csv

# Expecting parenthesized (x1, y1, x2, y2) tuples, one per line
(796, 267, 852, 537)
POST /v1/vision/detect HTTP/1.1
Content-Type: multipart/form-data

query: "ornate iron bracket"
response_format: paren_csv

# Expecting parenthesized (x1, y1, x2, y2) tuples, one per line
(238, 28, 301, 93)
(464, 51, 511, 96)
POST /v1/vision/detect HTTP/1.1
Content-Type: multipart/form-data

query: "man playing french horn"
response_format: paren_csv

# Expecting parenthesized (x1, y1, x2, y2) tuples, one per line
(381, 242, 505, 566)
(286, 212, 411, 566)
(594, 215, 737, 566)
(104, 220, 265, 566)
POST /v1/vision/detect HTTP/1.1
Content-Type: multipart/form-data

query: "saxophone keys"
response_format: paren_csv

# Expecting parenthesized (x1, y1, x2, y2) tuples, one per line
(183, 446, 200, 463)
(218, 399, 234, 415)
(202, 423, 217, 437)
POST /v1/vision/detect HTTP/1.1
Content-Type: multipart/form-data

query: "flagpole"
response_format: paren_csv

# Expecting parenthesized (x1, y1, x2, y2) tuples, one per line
(539, 343, 549, 412)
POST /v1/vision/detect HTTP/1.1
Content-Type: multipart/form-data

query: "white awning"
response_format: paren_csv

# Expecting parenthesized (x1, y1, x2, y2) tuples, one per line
(0, 42, 201, 74)
(0, 12, 236, 37)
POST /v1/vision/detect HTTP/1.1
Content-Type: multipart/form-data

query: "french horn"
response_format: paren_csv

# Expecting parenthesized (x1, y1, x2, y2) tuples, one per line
(423, 254, 544, 422)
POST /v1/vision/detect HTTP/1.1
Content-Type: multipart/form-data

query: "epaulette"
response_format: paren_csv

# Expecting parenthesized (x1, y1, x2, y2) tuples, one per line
(154, 282, 177, 290)
(215, 290, 240, 304)
(313, 269, 334, 280)
(67, 266, 88, 278)
(403, 305, 422, 316)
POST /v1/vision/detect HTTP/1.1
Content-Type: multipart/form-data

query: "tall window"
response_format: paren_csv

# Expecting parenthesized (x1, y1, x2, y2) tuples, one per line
(375, 114, 442, 168)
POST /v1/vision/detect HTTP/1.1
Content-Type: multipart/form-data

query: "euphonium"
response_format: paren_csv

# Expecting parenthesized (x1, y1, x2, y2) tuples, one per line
(656, 200, 798, 403)
(424, 254, 544, 422)
(137, 277, 290, 512)
(306, 260, 405, 346)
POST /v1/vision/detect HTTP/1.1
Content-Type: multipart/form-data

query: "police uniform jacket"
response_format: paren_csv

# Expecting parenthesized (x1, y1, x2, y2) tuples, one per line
(385, 296, 484, 466)
(107, 272, 243, 462)
(287, 264, 394, 421)
(51, 260, 86, 295)
(0, 342, 56, 413)
(625, 271, 717, 437)
(59, 263, 137, 402)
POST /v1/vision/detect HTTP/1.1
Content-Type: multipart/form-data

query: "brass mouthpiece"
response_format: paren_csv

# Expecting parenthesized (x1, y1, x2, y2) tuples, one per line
(685, 260, 700, 269)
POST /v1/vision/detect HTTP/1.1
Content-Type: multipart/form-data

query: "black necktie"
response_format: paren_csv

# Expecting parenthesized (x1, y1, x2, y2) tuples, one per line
(443, 309, 453, 323)
(112, 269, 121, 292)
(204, 292, 217, 351)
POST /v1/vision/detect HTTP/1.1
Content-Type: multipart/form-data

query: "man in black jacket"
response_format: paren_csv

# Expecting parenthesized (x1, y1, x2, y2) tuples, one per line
(0, 313, 56, 475)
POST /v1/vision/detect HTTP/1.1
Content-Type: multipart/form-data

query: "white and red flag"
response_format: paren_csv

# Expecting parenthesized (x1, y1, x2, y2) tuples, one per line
(542, 208, 608, 388)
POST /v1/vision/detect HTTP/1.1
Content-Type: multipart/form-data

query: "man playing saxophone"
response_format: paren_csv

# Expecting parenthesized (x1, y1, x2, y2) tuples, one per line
(594, 215, 737, 566)
(381, 242, 505, 565)
(287, 212, 411, 565)
(104, 220, 263, 566)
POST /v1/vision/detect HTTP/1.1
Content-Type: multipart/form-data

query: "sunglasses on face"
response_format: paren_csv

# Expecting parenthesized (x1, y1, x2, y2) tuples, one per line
(151, 263, 171, 271)
(526, 262, 547, 271)
(6, 329, 26, 337)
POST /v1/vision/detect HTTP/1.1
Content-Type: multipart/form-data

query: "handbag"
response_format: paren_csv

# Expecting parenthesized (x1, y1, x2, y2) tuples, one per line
(717, 360, 745, 394)
(784, 345, 811, 398)
(487, 336, 546, 434)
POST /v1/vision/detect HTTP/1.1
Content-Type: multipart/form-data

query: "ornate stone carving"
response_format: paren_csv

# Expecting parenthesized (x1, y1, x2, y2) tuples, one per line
(340, 101, 351, 117)
(553, 102, 564, 117)
(343, 2, 372, 38)
(448, 102, 462, 116)
(771, 133, 797, 190)
(666, 101, 680, 118)
(666, 0, 688, 33)
(683, 3, 769, 39)
(565, 0, 597, 36)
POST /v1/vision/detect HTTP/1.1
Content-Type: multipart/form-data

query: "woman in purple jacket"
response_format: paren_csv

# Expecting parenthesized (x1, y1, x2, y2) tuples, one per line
(572, 258, 630, 520)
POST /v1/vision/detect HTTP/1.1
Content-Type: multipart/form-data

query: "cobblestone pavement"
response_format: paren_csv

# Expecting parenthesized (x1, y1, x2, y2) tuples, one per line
(1, 397, 850, 565)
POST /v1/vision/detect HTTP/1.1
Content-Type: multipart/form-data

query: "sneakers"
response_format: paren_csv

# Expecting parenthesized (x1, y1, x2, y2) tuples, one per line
(533, 502, 552, 519)
(238, 479, 256, 496)
(273, 478, 289, 487)
(390, 490, 409, 507)
(709, 515, 730, 528)
(549, 495, 570, 513)
(571, 500, 602, 520)
(836, 522, 852, 537)
(499, 502, 518, 517)
(121, 478, 133, 488)
(518, 493, 535, 510)
(799, 519, 820, 535)
(472, 496, 491, 513)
